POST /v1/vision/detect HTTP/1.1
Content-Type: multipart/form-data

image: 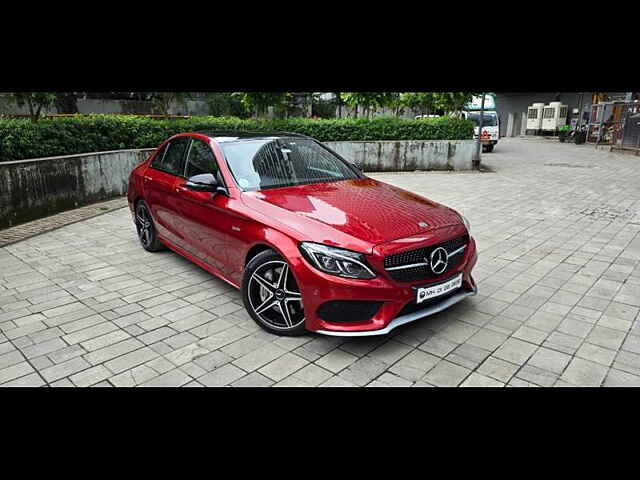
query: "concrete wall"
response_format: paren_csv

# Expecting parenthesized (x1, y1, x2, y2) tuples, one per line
(0, 149, 155, 229)
(325, 140, 475, 172)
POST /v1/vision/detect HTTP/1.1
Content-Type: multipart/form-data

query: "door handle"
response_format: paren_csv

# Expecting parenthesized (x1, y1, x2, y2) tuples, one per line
(175, 186, 188, 193)
(144, 176, 153, 183)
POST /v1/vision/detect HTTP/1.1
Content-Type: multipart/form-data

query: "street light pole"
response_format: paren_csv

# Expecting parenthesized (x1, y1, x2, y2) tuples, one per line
(473, 92, 485, 169)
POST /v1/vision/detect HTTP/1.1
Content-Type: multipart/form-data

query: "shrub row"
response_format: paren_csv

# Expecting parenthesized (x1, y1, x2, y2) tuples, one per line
(0, 115, 474, 162)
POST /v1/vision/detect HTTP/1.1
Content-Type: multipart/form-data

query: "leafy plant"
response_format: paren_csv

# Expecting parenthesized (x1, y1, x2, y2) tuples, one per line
(342, 93, 397, 118)
(401, 93, 437, 116)
(149, 92, 192, 116)
(203, 93, 250, 118)
(233, 92, 292, 118)
(0, 115, 474, 162)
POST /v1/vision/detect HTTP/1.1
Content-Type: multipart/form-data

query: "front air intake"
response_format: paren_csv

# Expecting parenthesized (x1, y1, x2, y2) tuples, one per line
(317, 300, 383, 323)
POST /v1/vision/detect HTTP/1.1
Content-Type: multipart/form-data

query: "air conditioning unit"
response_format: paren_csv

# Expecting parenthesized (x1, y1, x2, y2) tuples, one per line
(541, 102, 568, 132)
(526, 103, 544, 133)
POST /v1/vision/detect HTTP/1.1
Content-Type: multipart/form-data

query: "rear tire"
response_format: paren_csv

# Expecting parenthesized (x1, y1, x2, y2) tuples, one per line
(242, 250, 307, 336)
(134, 200, 164, 252)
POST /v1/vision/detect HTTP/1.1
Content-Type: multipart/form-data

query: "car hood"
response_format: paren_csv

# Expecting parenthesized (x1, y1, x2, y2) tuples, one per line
(241, 178, 463, 248)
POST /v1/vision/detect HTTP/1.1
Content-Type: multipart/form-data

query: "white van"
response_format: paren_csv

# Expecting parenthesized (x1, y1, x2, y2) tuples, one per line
(462, 110, 500, 152)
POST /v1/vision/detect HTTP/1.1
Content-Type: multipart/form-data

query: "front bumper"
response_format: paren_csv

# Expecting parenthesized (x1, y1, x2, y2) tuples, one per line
(314, 284, 477, 336)
(293, 232, 478, 336)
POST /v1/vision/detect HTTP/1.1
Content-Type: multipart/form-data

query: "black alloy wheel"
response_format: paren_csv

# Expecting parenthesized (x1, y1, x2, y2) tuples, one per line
(242, 250, 306, 336)
(135, 201, 164, 252)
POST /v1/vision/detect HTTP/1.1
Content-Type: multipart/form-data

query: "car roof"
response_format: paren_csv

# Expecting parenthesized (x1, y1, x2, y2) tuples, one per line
(196, 130, 310, 143)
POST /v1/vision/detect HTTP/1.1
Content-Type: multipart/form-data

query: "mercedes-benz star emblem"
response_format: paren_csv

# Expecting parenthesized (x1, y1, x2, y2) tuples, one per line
(429, 247, 449, 275)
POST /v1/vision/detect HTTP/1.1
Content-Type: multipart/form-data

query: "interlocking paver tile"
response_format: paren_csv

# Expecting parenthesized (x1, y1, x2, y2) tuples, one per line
(368, 372, 413, 387)
(603, 368, 640, 387)
(527, 347, 572, 375)
(422, 360, 471, 387)
(477, 356, 519, 383)
(389, 349, 439, 382)
(0, 350, 24, 370)
(461, 372, 504, 387)
(586, 325, 627, 351)
(69, 365, 112, 387)
(467, 328, 508, 351)
(140, 368, 192, 387)
(40, 356, 90, 383)
(516, 364, 559, 386)
(83, 338, 144, 365)
(418, 335, 459, 358)
(315, 348, 358, 373)
(366, 340, 413, 365)
(232, 343, 287, 372)
(1, 372, 46, 387)
(291, 363, 333, 386)
(231, 372, 274, 387)
(561, 357, 609, 386)
(104, 347, 159, 374)
(198, 364, 246, 386)
(493, 338, 537, 365)
(338, 356, 388, 386)
(576, 342, 617, 367)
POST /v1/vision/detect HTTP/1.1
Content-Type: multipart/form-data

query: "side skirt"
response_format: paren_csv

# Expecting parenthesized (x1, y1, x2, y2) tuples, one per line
(157, 235, 241, 290)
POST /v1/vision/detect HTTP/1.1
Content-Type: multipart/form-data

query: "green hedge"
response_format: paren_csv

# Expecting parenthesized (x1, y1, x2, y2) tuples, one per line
(0, 115, 474, 162)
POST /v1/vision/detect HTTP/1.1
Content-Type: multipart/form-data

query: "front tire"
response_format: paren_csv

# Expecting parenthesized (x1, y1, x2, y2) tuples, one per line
(242, 250, 307, 336)
(484, 144, 494, 153)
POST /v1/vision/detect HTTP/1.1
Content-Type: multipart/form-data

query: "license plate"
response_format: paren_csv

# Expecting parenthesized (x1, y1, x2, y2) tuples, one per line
(416, 274, 462, 304)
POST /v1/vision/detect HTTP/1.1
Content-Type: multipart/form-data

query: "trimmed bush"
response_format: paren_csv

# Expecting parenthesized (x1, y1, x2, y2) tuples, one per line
(0, 115, 474, 162)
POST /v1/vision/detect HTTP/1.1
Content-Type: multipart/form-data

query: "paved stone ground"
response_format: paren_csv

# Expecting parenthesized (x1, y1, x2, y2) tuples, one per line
(0, 198, 127, 247)
(1, 138, 639, 387)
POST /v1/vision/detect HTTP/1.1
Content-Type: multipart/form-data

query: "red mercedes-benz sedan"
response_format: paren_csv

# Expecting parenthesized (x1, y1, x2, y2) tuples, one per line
(127, 131, 477, 336)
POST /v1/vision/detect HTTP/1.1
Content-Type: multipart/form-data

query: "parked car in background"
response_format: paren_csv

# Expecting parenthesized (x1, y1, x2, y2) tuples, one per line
(128, 131, 478, 336)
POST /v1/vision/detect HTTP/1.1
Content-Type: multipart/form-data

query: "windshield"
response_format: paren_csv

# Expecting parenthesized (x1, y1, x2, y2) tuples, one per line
(467, 112, 498, 127)
(220, 138, 361, 191)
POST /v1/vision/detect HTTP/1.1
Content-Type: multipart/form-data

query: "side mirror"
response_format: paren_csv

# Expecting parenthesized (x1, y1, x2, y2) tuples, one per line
(185, 173, 219, 193)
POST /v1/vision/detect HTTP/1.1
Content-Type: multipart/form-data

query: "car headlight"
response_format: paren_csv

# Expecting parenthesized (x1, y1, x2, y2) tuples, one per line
(299, 242, 376, 279)
(460, 214, 471, 232)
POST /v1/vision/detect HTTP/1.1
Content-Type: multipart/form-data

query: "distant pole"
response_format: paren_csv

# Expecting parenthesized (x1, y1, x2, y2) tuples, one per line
(473, 92, 486, 169)
(576, 92, 584, 129)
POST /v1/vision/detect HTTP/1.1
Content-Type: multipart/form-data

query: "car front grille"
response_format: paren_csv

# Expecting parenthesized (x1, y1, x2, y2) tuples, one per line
(384, 234, 469, 283)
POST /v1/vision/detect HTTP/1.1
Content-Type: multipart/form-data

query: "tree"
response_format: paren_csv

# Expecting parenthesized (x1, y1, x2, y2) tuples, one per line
(401, 92, 437, 116)
(11, 93, 57, 122)
(334, 92, 343, 118)
(203, 92, 250, 118)
(233, 92, 291, 118)
(388, 92, 404, 117)
(342, 92, 397, 119)
(150, 92, 192, 116)
(54, 92, 80, 114)
(433, 92, 479, 116)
